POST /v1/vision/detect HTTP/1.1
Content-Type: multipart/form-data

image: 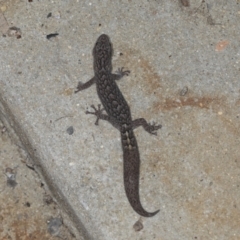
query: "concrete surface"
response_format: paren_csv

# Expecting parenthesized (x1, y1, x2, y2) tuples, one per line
(0, 0, 240, 239)
(0, 120, 79, 240)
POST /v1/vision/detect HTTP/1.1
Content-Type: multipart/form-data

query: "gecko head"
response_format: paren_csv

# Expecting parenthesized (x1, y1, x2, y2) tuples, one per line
(93, 34, 113, 72)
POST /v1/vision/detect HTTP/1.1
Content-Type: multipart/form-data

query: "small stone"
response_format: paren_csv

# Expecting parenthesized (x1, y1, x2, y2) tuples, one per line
(133, 219, 144, 232)
(67, 126, 74, 135)
(47, 218, 62, 236)
(180, 86, 188, 96)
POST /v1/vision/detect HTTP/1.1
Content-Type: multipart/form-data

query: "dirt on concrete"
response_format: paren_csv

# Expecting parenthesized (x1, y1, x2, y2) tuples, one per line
(0, 120, 76, 240)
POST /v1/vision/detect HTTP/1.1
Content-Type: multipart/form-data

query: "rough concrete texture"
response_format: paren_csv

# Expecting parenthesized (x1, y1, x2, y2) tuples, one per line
(0, 0, 240, 239)
(0, 120, 79, 240)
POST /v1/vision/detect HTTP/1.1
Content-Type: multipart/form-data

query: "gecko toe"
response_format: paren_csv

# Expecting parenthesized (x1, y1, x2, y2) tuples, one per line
(85, 104, 105, 125)
(75, 81, 84, 93)
(148, 122, 162, 135)
(116, 67, 130, 76)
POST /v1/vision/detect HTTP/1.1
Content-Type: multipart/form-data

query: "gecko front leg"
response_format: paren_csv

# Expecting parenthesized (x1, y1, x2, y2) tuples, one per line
(75, 76, 96, 93)
(112, 67, 130, 80)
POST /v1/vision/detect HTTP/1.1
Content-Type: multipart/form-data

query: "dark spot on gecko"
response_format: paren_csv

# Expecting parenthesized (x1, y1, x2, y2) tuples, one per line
(47, 12, 52, 18)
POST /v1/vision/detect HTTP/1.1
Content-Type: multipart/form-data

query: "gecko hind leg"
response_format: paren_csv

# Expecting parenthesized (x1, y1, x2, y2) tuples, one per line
(132, 118, 162, 135)
(86, 104, 120, 130)
(86, 104, 106, 125)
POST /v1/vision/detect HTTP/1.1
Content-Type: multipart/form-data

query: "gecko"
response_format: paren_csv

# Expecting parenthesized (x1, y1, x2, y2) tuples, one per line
(75, 34, 161, 217)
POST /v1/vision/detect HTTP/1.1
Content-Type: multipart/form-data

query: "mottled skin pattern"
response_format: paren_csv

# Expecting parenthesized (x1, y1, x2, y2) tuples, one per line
(75, 34, 161, 217)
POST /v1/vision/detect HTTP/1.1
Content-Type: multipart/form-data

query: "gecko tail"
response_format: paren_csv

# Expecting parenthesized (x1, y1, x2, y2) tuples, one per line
(132, 203, 160, 217)
(121, 128, 159, 217)
(124, 164, 160, 217)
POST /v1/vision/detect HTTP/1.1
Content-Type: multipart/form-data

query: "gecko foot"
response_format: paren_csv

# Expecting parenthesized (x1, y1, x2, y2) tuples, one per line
(116, 67, 130, 77)
(75, 81, 84, 93)
(132, 118, 162, 135)
(86, 104, 105, 125)
(145, 122, 162, 135)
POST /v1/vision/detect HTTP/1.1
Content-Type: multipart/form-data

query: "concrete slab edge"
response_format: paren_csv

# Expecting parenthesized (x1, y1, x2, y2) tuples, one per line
(0, 93, 93, 240)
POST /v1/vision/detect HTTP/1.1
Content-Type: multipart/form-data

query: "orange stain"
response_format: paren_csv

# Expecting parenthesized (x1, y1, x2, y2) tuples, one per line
(215, 40, 229, 52)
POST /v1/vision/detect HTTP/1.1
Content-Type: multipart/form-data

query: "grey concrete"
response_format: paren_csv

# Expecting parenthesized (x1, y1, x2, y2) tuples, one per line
(0, 120, 79, 240)
(0, 0, 240, 239)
